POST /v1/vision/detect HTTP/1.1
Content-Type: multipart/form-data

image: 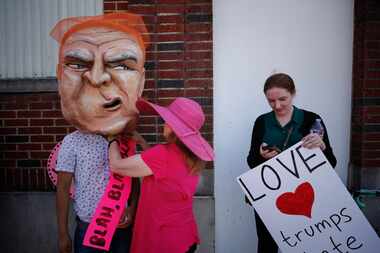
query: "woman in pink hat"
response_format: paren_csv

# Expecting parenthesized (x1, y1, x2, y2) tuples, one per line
(108, 97, 214, 253)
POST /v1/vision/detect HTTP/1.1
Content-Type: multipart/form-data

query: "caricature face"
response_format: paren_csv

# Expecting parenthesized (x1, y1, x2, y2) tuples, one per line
(58, 27, 145, 135)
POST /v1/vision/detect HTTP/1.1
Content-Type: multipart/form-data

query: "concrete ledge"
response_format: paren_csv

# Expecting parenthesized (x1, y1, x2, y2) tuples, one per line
(0, 192, 214, 253)
(0, 78, 57, 93)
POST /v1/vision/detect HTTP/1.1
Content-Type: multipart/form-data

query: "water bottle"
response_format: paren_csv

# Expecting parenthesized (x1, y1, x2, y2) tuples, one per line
(310, 118, 324, 136)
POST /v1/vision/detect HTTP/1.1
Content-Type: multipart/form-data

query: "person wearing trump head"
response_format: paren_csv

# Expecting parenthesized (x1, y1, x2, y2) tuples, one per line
(51, 13, 149, 253)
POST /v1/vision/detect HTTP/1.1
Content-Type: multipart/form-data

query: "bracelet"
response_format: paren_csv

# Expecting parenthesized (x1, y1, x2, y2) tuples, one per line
(108, 138, 120, 148)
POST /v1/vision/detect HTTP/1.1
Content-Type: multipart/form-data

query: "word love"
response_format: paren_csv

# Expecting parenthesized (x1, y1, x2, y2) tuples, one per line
(251, 145, 326, 202)
(83, 173, 131, 250)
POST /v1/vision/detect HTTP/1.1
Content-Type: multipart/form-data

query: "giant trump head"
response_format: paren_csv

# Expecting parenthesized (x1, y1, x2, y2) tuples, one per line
(50, 13, 148, 135)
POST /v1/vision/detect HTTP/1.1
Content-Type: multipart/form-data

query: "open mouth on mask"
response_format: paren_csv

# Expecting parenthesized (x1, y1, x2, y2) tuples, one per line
(103, 97, 122, 111)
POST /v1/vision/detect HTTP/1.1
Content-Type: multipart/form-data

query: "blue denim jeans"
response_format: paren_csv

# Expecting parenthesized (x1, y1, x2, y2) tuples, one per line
(74, 218, 132, 253)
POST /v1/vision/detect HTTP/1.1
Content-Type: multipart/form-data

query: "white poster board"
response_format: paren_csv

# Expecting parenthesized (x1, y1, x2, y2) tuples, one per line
(237, 142, 380, 253)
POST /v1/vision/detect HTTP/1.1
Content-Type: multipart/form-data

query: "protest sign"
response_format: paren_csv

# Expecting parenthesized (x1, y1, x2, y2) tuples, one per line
(237, 141, 380, 253)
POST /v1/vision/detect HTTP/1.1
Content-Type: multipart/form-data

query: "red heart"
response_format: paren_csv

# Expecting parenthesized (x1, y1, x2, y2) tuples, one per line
(276, 182, 314, 218)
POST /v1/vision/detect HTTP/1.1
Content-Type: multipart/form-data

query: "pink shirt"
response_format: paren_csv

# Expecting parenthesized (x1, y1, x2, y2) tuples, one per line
(130, 143, 200, 253)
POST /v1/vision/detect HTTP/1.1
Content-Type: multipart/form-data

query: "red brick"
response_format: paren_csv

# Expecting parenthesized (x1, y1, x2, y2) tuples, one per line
(366, 41, 380, 50)
(128, 5, 156, 15)
(185, 42, 212, 51)
(103, 2, 116, 10)
(116, 2, 128, 10)
(156, 34, 185, 42)
(158, 24, 184, 33)
(0, 160, 16, 167)
(145, 52, 156, 61)
(30, 152, 51, 159)
(144, 80, 156, 89)
(44, 127, 67, 134)
(18, 144, 42, 151)
(363, 89, 380, 97)
(185, 79, 212, 88)
(157, 61, 184, 69)
(157, 15, 184, 24)
(31, 119, 54, 126)
(185, 51, 211, 60)
(186, 69, 212, 78)
(185, 60, 212, 70)
(3, 103, 28, 110)
(157, 89, 185, 97)
(367, 71, 380, 79)
(41, 160, 48, 168)
(4, 152, 28, 159)
(4, 119, 28, 127)
(55, 119, 70, 126)
(366, 107, 380, 115)
(186, 23, 211, 33)
(31, 135, 55, 143)
(157, 0, 185, 3)
(185, 0, 211, 3)
(185, 88, 212, 97)
(30, 102, 53, 110)
(136, 125, 156, 132)
(43, 143, 57, 150)
(364, 133, 380, 141)
(141, 89, 155, 98)
(42, 143, 57, 152)
(186, 3, 212, 13)
(0, 144, 17, 151)
(21, 95, 42, 103)
(17, 111, 42, 118)
(364, 80, 379, 88)
(19, 127, 42, 134)
(42, 110, 63, 118)
(157, 52, 184, 61)
(158, 70, 184, 79)
(361, 159, 380, 167)
(138, 116, 157, 124)
(41, 93, 59, 100)
(0, 128, 17, 135)
(0, 95, 17, 103)
(185, 33, 212, 42)
(367, 60, 380, 68)
(157, 5, 185, 14)
(0, 111, 16, 118)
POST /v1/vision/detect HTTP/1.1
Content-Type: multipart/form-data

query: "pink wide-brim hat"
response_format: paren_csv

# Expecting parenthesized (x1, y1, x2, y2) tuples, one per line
(136, 98, 214, 161)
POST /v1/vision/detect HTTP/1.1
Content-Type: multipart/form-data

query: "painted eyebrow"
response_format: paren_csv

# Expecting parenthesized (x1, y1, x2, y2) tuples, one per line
(105, 53, 138, 63)
(63, 50, 93, 62)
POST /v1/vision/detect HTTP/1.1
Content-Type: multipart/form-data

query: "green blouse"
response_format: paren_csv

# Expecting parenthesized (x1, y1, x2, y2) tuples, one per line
(262, 106, 304, 151)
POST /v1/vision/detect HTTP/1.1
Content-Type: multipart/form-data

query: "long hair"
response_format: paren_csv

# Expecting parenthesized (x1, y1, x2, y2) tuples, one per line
(166, 132, 205, 174)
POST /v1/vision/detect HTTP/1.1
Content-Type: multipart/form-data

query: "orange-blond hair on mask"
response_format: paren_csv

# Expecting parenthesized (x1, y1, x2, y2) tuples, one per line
(50, 12, 149, 135)
(50, 12, 149, 64)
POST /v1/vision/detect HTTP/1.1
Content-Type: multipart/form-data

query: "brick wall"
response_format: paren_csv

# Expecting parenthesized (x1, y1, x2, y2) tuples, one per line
(351, 0, 380, 170)
(0, 93, 69, 191)
(0, 0, 213, 191)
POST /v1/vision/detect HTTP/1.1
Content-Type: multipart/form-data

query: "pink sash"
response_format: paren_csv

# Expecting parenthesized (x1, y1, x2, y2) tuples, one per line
(83, 139, 135, 250)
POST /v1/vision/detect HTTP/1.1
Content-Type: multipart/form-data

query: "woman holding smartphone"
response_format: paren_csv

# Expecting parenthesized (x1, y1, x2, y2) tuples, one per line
(246, 73, 337, 253)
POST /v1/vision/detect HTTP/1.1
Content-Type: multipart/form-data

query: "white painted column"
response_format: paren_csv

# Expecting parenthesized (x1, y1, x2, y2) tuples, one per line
(214, 0, 354, 252)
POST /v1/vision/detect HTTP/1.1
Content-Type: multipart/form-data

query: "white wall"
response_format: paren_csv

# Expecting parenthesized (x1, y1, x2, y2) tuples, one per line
(0, 0, 102, 79)
(213, 0, 354, 252)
